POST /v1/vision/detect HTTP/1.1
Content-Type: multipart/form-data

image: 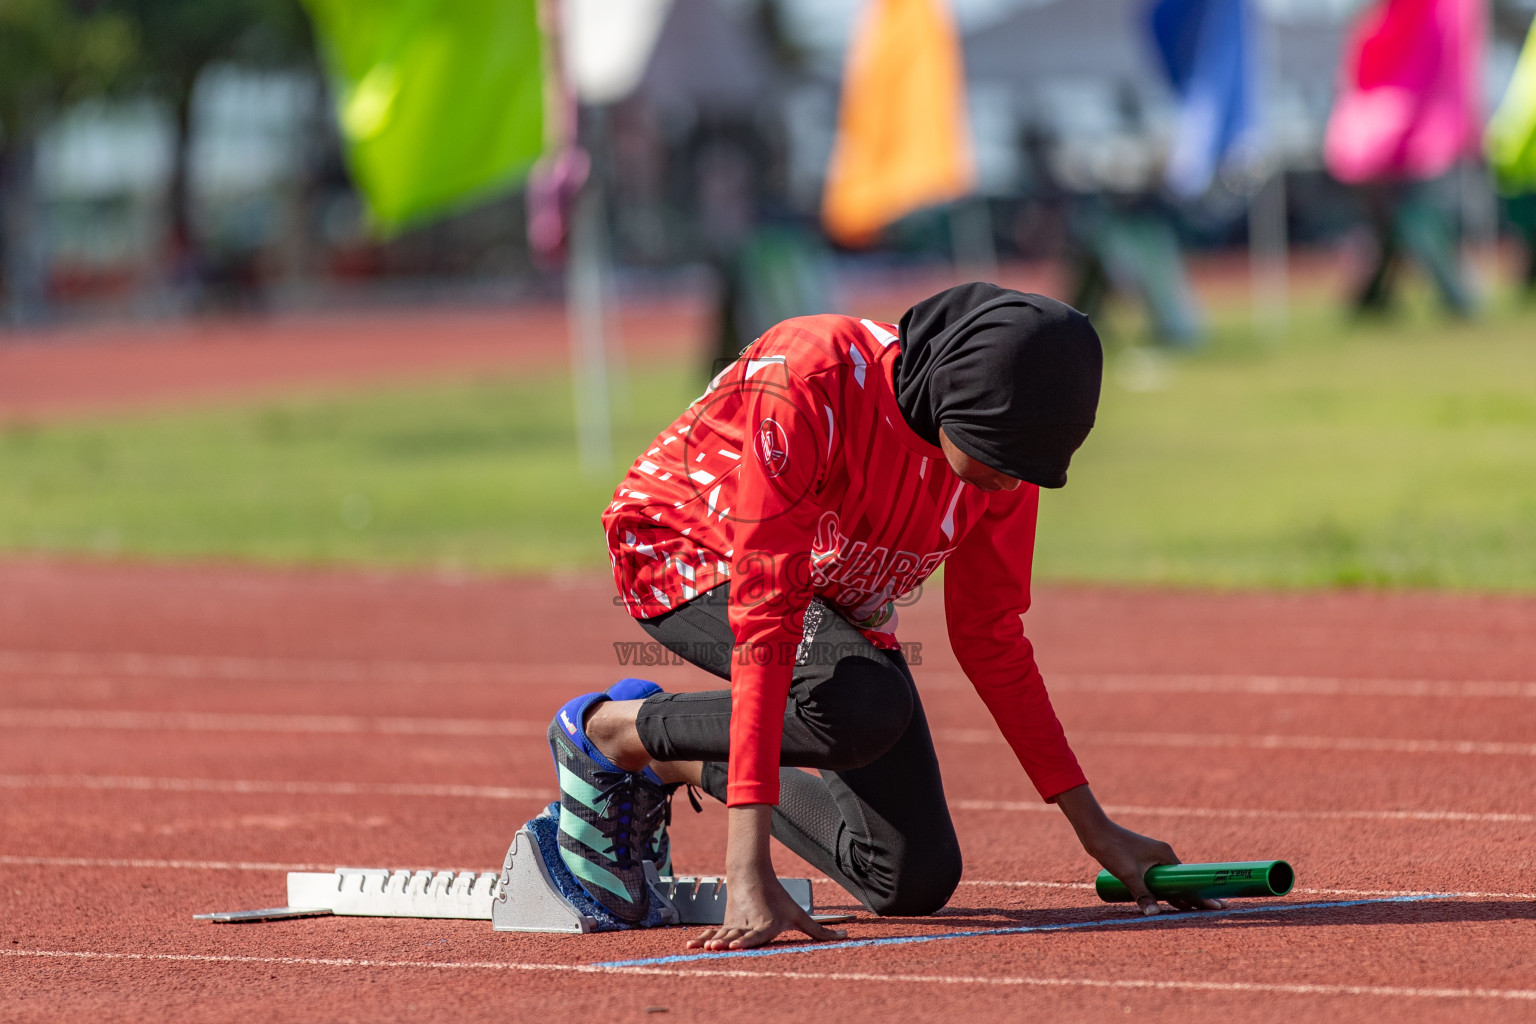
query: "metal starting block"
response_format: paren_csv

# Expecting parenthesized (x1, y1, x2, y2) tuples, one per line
(195, 825, 815, 934)
(288, 866, 501, 921)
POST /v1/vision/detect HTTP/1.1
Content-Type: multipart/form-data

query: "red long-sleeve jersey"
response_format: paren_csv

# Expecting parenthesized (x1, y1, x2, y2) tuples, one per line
(603, 314, 1086, 806)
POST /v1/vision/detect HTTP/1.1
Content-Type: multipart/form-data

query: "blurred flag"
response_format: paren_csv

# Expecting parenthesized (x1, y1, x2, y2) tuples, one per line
(1148, 0, 1259, 198)
(821, 0, 974, 247)
(303, 0, 546, 231)
(563, 0, 672, 104)
(1486, 17, 1536, 193)
(1323, 0, 1484, 184)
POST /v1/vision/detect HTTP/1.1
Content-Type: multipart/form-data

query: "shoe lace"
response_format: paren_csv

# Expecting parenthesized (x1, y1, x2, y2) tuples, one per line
(634, 779, 693, 851)
(636, 782, 702, 861)
(591, 769, 646, 869)
(657, 782, 703, 832)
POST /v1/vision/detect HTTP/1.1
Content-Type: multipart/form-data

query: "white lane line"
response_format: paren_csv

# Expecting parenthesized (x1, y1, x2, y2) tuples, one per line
(955, 880, 1536, 900)
(0, 708, 542, 737)
(0, 775, 555, 801)
(937, 729, 1536, 757)
(0, 652, 592, 686)
(0, 854, 334, 872)
(625, 967, 1536, 1002)
(959, 879, 1095, 891)
(6, 856, 1531, 903)
(1038, 674, 1536, 700)
(0, 857, 863, 885)
(6, 708, 1533, 760)
(4, 651, 1533, 699)
(0, 947, 584, 972)
(952, 800, 1536, 825)
(606, 966, 1536, 1003)
(2, 948, 1533, 1002)
(2, 775, 1529, 830)
(1292, 886, 1536, 900)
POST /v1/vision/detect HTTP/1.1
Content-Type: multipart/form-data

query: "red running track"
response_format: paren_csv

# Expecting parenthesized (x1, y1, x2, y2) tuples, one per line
(0, 250, 1361, 427)
(0, 300, 706, 423)
(1, 558, 1534, 1022)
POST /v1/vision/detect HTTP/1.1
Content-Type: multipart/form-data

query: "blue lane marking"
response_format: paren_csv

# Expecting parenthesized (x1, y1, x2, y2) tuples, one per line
(593, 893, 1458, 969)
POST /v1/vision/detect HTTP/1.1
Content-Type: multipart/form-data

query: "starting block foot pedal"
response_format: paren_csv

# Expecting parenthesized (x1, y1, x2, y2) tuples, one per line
(491, 824, 607, 933)
(494, 805, 677, 932)
(491, 808, 813, 931)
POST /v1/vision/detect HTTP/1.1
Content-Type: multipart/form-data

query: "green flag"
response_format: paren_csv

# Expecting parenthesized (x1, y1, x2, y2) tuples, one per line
(1488, 19, 1536, 194)
(303, 0, 546, 231)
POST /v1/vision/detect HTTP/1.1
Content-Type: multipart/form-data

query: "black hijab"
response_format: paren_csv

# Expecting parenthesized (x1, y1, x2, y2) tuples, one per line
(894, 282, 1102, 489)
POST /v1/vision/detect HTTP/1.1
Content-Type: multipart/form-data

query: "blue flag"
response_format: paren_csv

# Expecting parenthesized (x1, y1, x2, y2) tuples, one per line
(1149, 0, 1259, 197)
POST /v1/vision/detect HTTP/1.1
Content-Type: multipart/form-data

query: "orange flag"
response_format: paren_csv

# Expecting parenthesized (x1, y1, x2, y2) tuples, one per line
(821, 0, 974, 247)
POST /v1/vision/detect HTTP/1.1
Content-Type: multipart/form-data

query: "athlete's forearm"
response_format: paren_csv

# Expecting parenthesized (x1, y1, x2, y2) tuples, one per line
(725, 803, 776, 879)
(964, 662, 1087, 798)
(1051, 783, 1115, 854)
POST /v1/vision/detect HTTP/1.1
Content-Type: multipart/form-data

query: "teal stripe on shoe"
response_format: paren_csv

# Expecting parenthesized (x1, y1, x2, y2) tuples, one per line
(558, 805, 615, 857)
(557, 762, 607, 814)
(558, 843, 632, 901)
(653, 823, 670, 871)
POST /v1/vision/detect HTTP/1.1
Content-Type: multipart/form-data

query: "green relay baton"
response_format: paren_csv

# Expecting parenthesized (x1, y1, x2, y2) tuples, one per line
(1095, 861, 1295, 903)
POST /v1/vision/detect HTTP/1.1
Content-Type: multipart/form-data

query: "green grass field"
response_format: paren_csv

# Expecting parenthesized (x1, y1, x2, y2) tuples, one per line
(3, 294, 1534, 588)
(0, 367, 700, 572)
(1039, 300, 1536, 587)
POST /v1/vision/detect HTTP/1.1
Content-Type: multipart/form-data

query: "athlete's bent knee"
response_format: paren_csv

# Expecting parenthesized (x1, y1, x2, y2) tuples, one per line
(866, 847, 963, 917)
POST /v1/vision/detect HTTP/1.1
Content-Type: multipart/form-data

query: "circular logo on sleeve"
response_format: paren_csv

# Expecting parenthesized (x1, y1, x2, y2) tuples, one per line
(755, 418, 790, 478)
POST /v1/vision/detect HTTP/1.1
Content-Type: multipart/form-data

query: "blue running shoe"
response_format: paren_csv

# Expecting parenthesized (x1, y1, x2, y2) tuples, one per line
(606, 677, 662, 702)
(602, 679, 680, 874)
(548, 692, 656, 923)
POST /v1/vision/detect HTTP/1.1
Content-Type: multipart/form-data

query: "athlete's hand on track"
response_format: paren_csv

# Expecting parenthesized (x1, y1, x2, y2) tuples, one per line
(687, 868, 844, 951)
(1053, 784, 1228, 917)
(689, 805, 848, 950)
(1086, 819, 1227, 916)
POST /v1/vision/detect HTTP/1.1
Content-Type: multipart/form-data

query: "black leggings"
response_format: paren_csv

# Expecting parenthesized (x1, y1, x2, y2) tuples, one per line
(634, 584, 962, 916)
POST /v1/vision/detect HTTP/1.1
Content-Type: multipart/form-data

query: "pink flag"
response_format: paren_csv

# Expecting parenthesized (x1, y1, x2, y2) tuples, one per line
(1324, 0, 1485, 183)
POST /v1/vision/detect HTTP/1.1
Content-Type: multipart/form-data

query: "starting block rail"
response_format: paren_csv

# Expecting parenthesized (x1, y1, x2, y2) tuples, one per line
(195, 825, 817, 933)
(288, 867, 501, 920)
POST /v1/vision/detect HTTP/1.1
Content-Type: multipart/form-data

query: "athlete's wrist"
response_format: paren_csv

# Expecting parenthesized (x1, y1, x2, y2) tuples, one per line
(1052, 783, 1116, 852)
(725, 803, 775, 877)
